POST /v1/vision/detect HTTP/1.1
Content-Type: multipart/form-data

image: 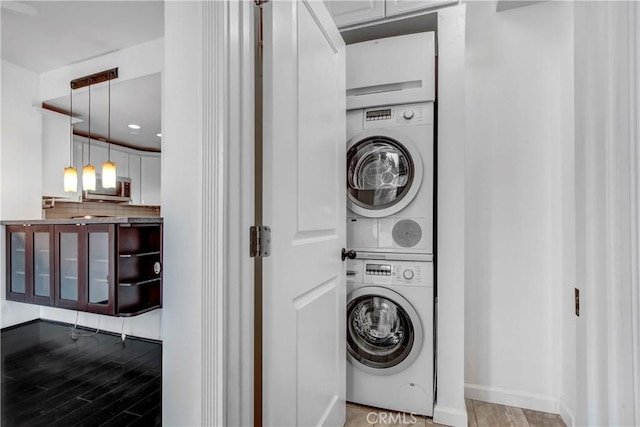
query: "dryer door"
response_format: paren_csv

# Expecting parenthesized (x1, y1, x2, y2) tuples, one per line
(347, 286, 423, 375)
(347, 133, 423, 218)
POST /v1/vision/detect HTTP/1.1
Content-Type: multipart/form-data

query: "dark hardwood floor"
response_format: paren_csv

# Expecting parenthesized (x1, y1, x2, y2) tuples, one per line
(1, 320, 161, 427)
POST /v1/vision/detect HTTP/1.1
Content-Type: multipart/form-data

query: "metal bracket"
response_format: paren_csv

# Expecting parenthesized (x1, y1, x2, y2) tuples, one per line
(250, 225, 271, 258)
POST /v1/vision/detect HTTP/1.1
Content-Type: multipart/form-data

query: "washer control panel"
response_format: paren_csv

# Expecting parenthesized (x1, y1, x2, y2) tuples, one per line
(366, 263, 391, 276)
(347, 259, 430, 286)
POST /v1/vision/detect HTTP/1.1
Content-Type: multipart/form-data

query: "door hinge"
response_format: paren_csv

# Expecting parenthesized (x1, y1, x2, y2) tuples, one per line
(250, 225, 271, 258)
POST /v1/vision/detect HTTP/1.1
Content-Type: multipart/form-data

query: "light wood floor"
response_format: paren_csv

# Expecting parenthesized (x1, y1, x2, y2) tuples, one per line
(346, 400, 566, 427)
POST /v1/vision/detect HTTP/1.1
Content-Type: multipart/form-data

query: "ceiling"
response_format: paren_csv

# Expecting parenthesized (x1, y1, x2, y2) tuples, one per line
(1, 1, 164, 151)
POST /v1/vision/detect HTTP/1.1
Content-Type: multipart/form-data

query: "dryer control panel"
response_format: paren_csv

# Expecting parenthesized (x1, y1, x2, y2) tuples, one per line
(346, 258, 432, 287)
(362, 102, 433, 129)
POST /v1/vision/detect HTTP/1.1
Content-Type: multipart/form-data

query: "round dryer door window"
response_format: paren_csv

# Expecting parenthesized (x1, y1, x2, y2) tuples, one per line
(347, 135, 422, 218)
(347, 287, 423, 375)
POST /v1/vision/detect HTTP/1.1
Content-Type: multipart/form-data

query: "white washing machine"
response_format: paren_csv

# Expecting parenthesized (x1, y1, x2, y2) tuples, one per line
(347, 102, 434, 256)
(346, 258, 434, 416)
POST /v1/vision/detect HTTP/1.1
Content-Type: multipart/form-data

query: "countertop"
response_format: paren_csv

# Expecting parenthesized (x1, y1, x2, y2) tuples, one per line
(1, 217, 163, 225)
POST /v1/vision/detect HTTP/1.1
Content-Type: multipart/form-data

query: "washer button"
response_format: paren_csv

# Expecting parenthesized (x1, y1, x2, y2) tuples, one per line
(403, 110, 415, 120)
(403, 269, 414, 280)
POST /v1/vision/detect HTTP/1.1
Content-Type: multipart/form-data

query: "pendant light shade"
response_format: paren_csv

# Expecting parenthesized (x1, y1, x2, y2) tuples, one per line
(64, 166, 77, 192)
(102, 161, 116, 188)
(64, 86, 78, 192)
(82, 164, 96, 191)
(102, 78, 117, 188)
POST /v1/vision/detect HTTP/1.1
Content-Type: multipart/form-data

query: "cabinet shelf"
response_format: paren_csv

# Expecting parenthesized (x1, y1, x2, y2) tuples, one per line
(119, 278, 161, 287)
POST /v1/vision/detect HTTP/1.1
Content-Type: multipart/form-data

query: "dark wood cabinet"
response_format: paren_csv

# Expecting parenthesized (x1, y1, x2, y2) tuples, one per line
(6, 225, 55, 306)
(117, 224, 162, 316)
(6, 220, 162, 317)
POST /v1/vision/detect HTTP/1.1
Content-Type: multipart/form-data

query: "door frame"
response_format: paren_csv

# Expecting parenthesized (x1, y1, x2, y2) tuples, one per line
(198, 1, 256, 425)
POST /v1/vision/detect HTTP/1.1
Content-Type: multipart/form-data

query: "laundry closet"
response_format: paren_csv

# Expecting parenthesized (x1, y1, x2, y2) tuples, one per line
(325, 1, 467, 423)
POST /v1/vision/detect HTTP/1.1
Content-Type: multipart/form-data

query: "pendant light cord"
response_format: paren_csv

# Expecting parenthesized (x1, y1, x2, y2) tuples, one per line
(87, 79, 91, 163)
(69, 86, 73, 167)
(108, 78, 111, 162)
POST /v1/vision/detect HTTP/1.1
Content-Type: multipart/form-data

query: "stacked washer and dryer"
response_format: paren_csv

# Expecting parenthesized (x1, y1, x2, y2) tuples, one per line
(345, 32, 436, 416)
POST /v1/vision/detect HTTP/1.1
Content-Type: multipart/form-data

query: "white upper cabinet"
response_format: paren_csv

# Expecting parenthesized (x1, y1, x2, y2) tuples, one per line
(83, 142, 108, 169)
(107, 148, 130, 178)
(42, 112, 75, 199)
(129, 154, 142, 204)
(325, 0, 458, 28)
(140, 155, 161, 206)
(323, 0, 385, 28)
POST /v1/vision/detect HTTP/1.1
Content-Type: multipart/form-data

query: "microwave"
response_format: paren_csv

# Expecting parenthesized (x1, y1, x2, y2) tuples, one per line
(83, 176, 132, 203)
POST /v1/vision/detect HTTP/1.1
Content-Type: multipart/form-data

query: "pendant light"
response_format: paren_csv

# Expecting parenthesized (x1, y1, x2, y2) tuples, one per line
(63, 86, 78, 192)
(102, 78, 116, 188)
(82, 80, 96, 191)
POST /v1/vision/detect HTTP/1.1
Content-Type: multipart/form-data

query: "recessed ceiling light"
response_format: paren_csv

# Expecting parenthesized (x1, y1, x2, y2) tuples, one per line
(156, 133, 162, 138)
(128, 124, 141, 129)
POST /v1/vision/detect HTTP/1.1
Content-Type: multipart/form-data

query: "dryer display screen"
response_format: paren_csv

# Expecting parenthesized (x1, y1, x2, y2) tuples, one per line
(366, 109, 392, 121)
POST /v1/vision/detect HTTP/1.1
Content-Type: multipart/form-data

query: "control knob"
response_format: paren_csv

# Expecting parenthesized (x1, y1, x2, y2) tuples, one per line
(403, 110, 415, 120)
(403, 269, 414, 280)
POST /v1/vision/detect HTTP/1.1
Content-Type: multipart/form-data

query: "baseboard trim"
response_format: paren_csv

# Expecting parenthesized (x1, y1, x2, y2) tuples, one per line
(558, 398, 575, 427)
(2, 318, 163, 345)
(433, 404, 468, 427)
(0, 318, 40, 332)
(464, 383, 558, 414)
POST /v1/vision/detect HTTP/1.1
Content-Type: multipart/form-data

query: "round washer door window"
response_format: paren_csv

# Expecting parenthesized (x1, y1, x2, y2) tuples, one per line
(347, 287, 423, 375)
(347, 134, 422, 218)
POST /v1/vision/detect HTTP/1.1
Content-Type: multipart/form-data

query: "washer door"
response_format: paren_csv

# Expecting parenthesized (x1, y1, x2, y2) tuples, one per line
(347, 131, 423, 218)
(347, 286, 423, 376)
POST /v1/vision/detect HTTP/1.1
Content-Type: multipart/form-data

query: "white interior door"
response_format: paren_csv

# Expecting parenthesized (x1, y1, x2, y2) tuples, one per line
(262, 0, 346, 425)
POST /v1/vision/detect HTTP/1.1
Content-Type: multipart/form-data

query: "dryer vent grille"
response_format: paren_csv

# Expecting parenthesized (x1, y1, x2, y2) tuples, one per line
(392, 219, 422, 248)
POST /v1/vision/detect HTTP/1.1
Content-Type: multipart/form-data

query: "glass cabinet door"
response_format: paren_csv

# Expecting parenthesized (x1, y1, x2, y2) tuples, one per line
(6, 226, 27, 301)
(33, 232, 50, 297)
(55, 225, 81, 310)
(31, 225, 54, 305)
(86, 224, 115, 315)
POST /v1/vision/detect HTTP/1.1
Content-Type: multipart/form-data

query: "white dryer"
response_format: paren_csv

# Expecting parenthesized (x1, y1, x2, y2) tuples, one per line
(346, 258, 434, 416)
(347, 102, 434, 256)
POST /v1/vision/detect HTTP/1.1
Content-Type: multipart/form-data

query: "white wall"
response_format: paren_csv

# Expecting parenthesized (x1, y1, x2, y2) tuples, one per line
(1, 61, 44, 221)
(40, 37, 163, 102)
(573, 2, 638, 426)
(162, 2, 203, 424)
(1, 60, 44, 328)
(464, 0, 573, 413)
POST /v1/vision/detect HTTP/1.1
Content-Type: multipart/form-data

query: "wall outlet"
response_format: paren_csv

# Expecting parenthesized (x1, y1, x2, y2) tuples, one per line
(575, 288, 580, 317)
